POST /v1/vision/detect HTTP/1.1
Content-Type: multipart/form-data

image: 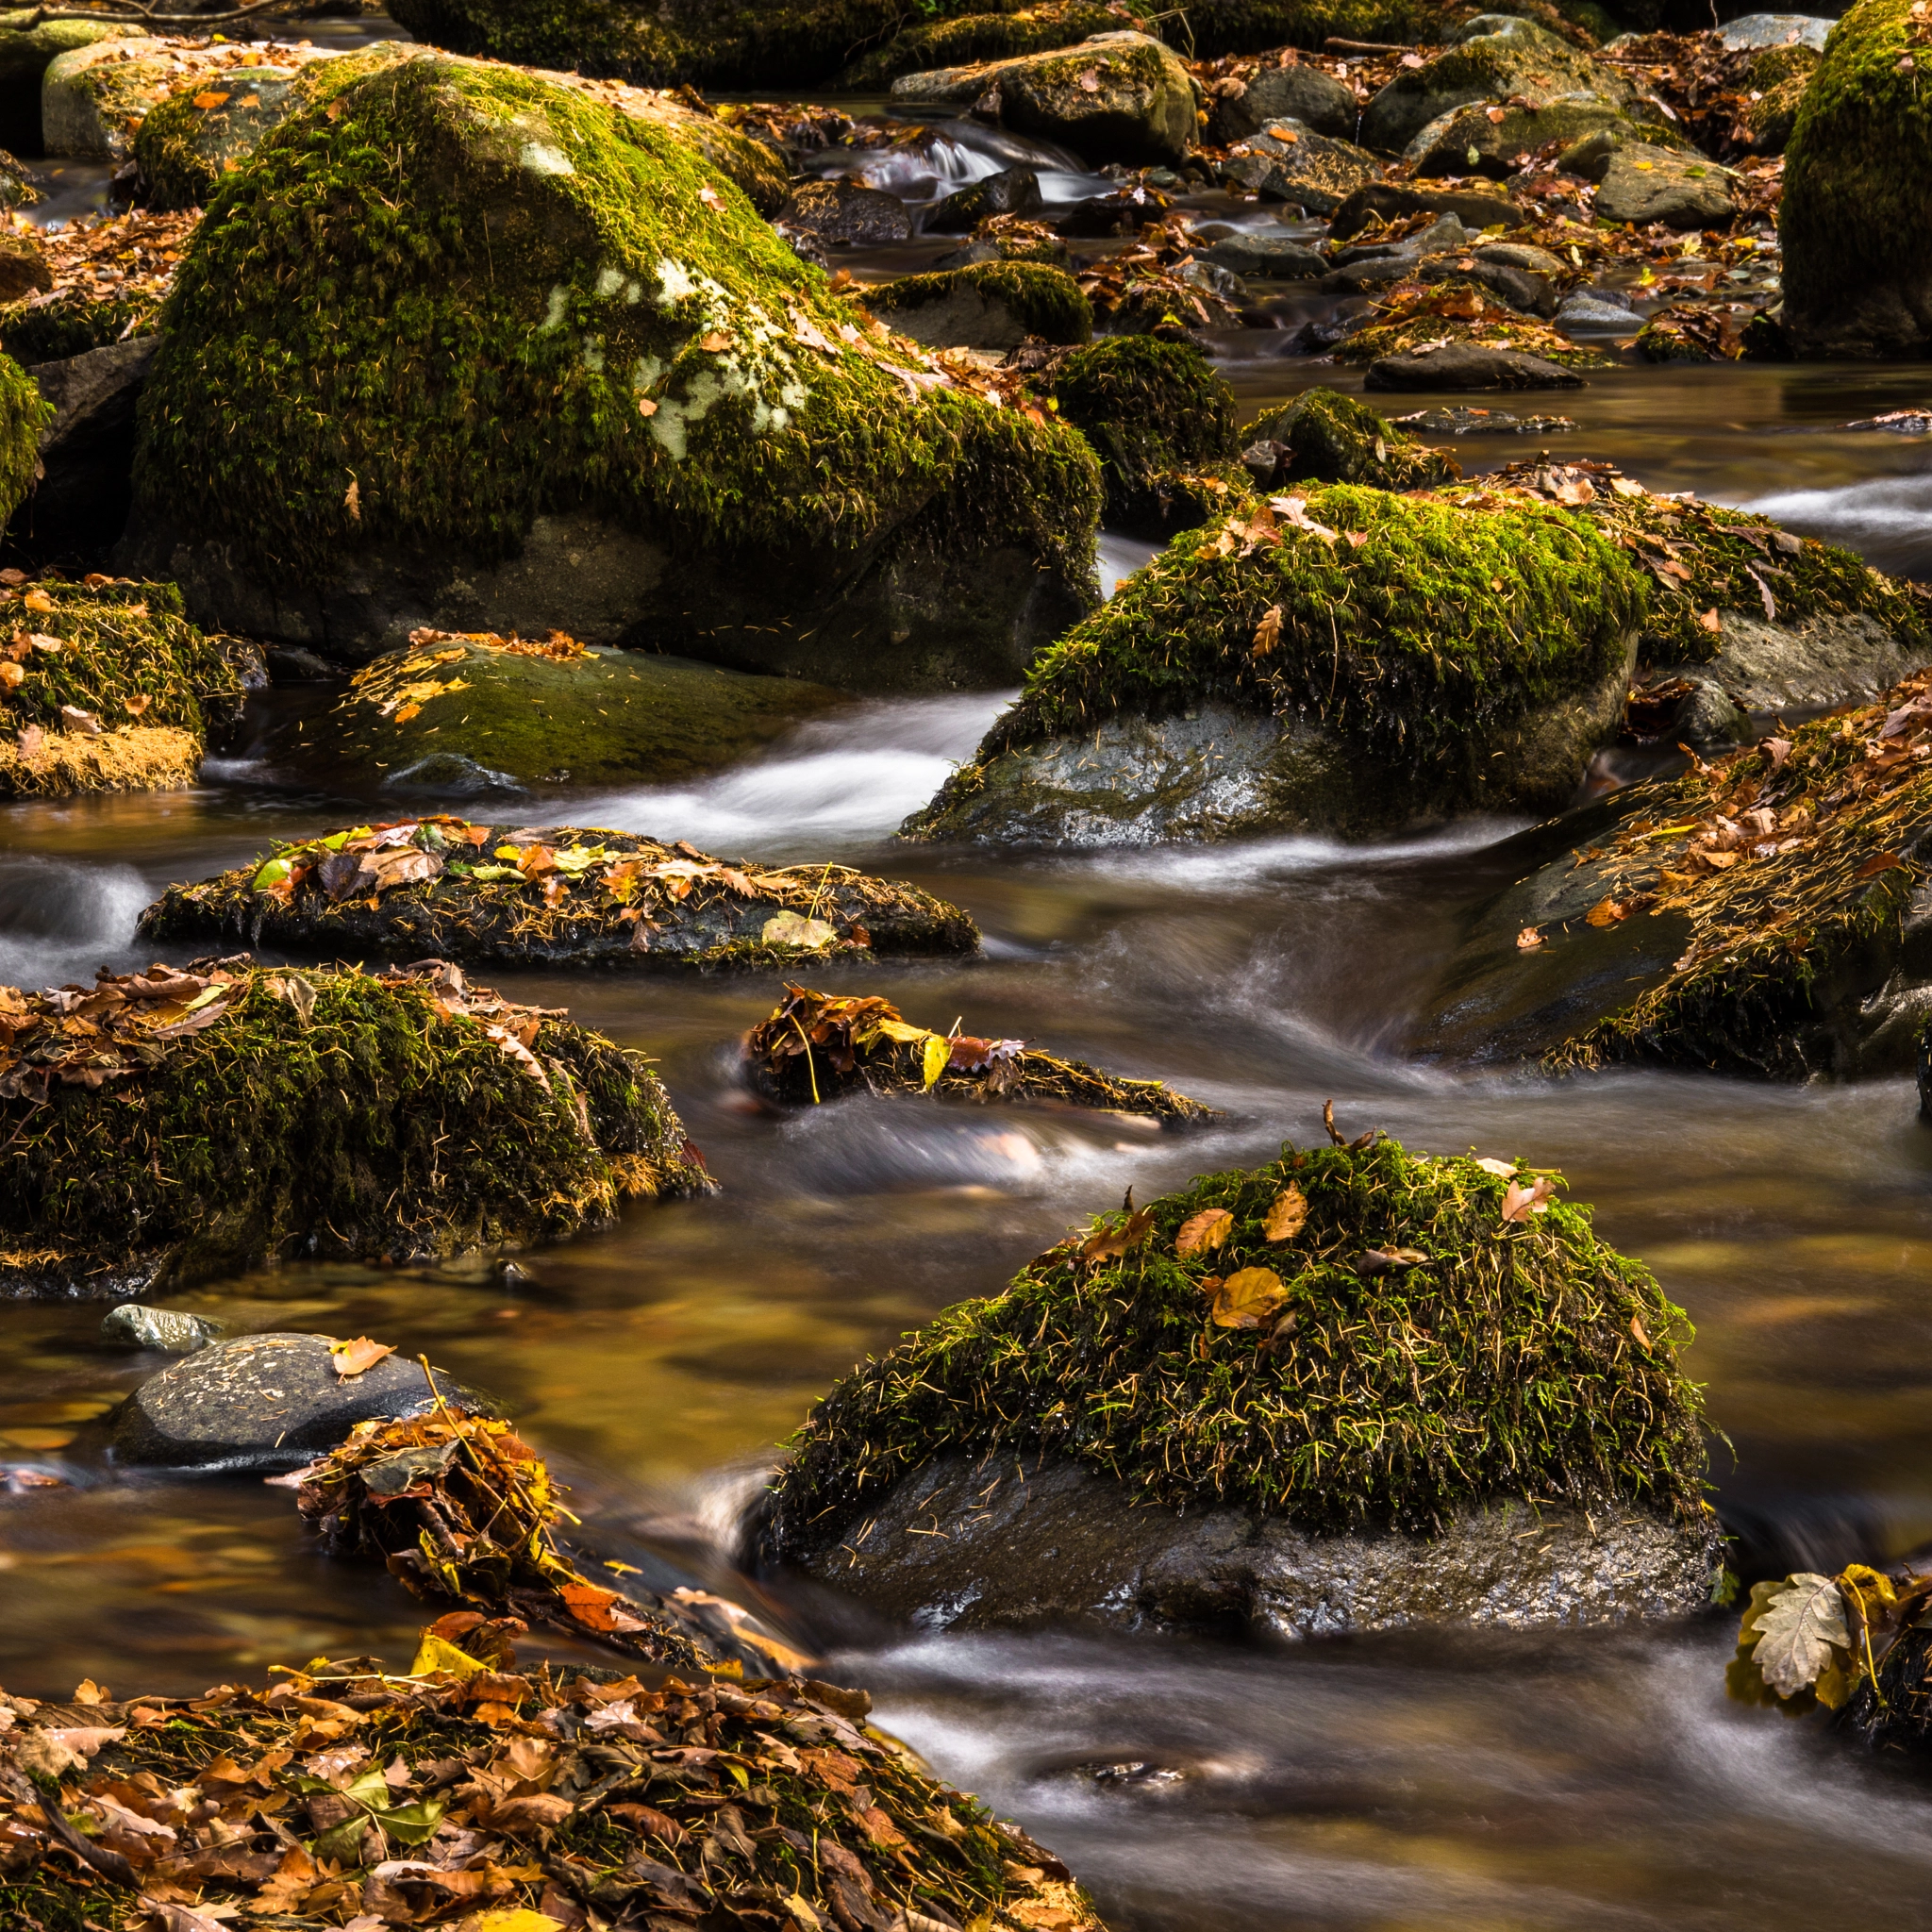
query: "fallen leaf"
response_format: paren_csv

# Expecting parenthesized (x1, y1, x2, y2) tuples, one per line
(1354, 1247, 1428, 1275)
(1251, 604, 1283, 657)
(922, 1034, 949, 1090)
(22, 587, 52, 612)
(344, 476, 361, 521)
(1076, 66, 1101, 91)
(58, 704, 102, 736)
(1175, 1208, 1233, 1257)
(637, 396, 658, 417)
(1584, 896, 1627, 927)
(1856, 851, 1906, 879)
(1473, 1157, 1516, 1177)
(700, 330, 733, 353)
(1631, 1313, 1650, 1348)
(1079, 1208, 1154, 1263)
(1485, 104, 1507, 121)
(1698, 608, 1722, 635)
(762, 910, 838, 950)
(1751, 1572, 1848, 1698)
(697, 184, 723, 209)
(125, 692, 150, 716)
(330, 1337, 396, 1378)
(0, 661, 20, 691)
(393, 702, 423, 724)
(1211, 1266, 1288, 1328)
(1500, 1175, 1557, 1224)
(192, 90, 229, 109)
(1516, 925, 1543, 950)
(1261, 1184, 1307, 1241)
(15, 724, 44, 755)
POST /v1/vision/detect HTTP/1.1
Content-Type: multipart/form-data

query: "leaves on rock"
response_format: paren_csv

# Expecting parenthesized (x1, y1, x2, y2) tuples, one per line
(1175, 1208, 1233, 1257)
(329, 1335, 396, 1378)
(1748, 1571, 1851, 1698)
(1210, 1266, 1288, 1327)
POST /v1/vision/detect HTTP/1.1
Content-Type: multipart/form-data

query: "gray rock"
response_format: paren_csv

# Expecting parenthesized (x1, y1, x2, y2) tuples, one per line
(1406, 93, 1639, 180)
(100, 1303, 219, 1354)
(1363, 341, 1585, 390)
(774, 176, 912, 245)
(1208, 58, 1358, 142)
(772, 1448, 1723, 1639)
(1629, 672, 1755, 747)
(1718, 12, 1835, 52)
(1557, 289, 1641, 329)
(1475, 241, 1568, 275)
(1328, 182, 1515, 242)
(1334, 212, 1469, 265)
(17, 337, 156, 563)
(1659, 607, 1924, 713)
(1200, 234, 1325, 279)
(110, 1331, 496, 1472)
(1592, 143, 1738, 229)
(382, 751, 525, 794)
(1215, 125, 1378, 216)
(1386, 405, 1578, 435)
(924, 163, 1042, 233)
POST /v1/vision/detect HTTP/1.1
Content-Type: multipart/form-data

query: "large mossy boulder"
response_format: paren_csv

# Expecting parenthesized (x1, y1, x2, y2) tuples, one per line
(1781, 0, 1932, 358)
(1413, 669, 1932, 1079)
(1045, 335, 1241, 532)
(861, 260, 1092, 349)
(0, 958, 709, 1298)
(1406, 93, 1655, 176)
(141, 815, 981, 969)
(125, 51, 1102, 690)
(0, 344, 46, 525)
(0, 576, 249, 800)
(758, 1136, 1718, 1638)
(890, 30, 1199, 167)
(0, 14, 140, 152)
(902, 482, 1641, 845)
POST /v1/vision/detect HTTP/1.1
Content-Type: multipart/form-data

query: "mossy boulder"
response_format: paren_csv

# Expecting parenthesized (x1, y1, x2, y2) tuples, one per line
(125, 51, 1102, 691)
(861, 260, 1091, 349)
(758, 1136, 1717, 1637)
(277, 627, 848, 791)
(1406, 93, 1654, 176)
(1044, 335, 1241, 531)
(141, 816, 981, 970)
(133, 64, 318, 210)
(1214, 125, 1380, 215)
(42, 35, 195, 161)
(1782, 0, 1932, 358)
(1244, 386, 1459, 490)
(0, 14, 140, 153)
(891, 31, 1198, 167)
(0, 958, 709, 1298)
(839, 0, 1137, 88)
(1412, 669, 1932, 1078)
(0, 576, 249, 799)
(902, 481, 1641, 844)
(0, 344, 46, 526)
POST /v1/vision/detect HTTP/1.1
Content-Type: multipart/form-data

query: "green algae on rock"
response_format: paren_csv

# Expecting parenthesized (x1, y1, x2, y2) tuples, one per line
(1781, 0, 1932, 358)
(140, 816, 981, 969)
(128, 51, 1102, 687)
(860, 260, 1092, 349)
(838, 0, 1138, 88)
(742, 983, 1215, 1118)
(1245, 386, 1458, 490)
(763, 1135, 1709, 1555)
(0, 958, 709, 1299)
(0, 344, 47, 526)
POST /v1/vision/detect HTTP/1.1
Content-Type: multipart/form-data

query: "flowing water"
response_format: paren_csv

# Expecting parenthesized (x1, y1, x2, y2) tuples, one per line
(7, 93, 1932, 1923)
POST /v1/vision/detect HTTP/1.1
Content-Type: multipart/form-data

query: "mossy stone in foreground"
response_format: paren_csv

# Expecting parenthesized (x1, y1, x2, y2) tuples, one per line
(766, 1136, 1708, 1553)
(0, 345, 46, 526)
(1781, 0, 1932, 356)
(0, 959, 708, 1297)
(1248, 386, 1458, 490)
(861, 260, 1092, 349)
(130, 52, 1101, 687)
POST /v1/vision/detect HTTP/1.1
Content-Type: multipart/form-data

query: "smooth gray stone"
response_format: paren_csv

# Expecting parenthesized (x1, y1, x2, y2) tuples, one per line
(1364, 341, 1585, 391)
(1717, 13, 1835, 50)
(110, 1331, 495, 1471)
(100, 1304, 219, 1354)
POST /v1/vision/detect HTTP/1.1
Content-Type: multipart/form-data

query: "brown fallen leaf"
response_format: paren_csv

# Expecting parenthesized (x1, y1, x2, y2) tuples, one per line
(58, 704, 102, 736)
(192, 90, 229, 109)
(1211, 1266, 1288, 1328)
(1584, 896, 1627, 927)
(22, 587, 52, 612)
(1354, 1248, 1428, 1275)
(1856, 851, 1906, 879)
(343, 476, 361, 521)
(699, 330, 734, 353)
(1516, 925, 1543, 950)
(1261, 1184, 1307, 1241)
(1698, 608, 1722, 634)
(1485, 104, 1507, 121)
(1174, 1208, 1233, 1257)
(330, 1337, 396, 1378)
(1080, 1207, 1155, 1263)
(124, 692, 150, 716)
(1631, 1313, 1650, 1348)
(0, 660, 20, 691)
(1251, 604, 1283, 657)
(1076, 66, 1101, 91)
(1762, 736, 1791, 772)
(1500, 1175, 1557, 1224)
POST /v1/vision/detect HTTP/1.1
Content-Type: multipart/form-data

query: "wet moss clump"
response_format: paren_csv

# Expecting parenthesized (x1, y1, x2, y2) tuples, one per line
(0, 345, 45, 525)
(0, 959, 709, 1296)
(767, 1135, 1708, 1543)
(1046, 335, 1241, 529)
(1781, 0, 1932, 355)
(840, 0, 1134, 87)
(862, 259, 1092, 345)
(1249, 386, 1459, 490)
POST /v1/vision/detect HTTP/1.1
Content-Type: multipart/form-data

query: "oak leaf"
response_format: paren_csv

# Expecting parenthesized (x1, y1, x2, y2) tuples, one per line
(1751, 1573, 1848, 1698)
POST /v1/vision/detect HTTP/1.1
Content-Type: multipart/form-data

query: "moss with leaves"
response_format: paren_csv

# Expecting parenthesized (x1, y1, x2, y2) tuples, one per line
(1250, 386, 1458, 490)
(861, 259, 1092, 346)
(0, 958, 709, 1297)
(765, 1135, 1708, 1547)
(840, 0, 1137, 86)
(0, 345, 44, 527)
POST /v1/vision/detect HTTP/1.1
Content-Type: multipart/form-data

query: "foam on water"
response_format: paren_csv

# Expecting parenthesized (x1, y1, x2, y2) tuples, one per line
(1735, 472, 1932, 580)
(0, 856, 151, 988)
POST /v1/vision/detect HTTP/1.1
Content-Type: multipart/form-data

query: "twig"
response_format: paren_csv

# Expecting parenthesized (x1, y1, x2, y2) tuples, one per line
(1324, 36, 1417, 51)
(27, 0, 293, 25)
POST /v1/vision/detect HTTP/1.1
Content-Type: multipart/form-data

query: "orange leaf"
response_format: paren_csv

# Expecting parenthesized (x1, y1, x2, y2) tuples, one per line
(1251, 604, 1283, 657)
(393, 702, 422, 724)
(330, 1337, 395, 1378)
(1079, 1208, 1154, 1264)
(192, 91, 230, 109)
(1584, 896, 1627, 927)
(1175, 1208, 1233, 1258)
(124, 692, 150, 716)
(1857, 851, 1906, 879)
(1516, 926, 1544, 950)
(1261, 1184, 1307, 1241)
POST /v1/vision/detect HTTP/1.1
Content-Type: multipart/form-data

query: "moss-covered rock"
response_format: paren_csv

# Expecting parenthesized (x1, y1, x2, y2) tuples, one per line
(0, 344, 46, 526)
(1044, 334, 1241, 531)
(133, 64, 319, 211)
(1782, 0, 1932, 358)
(860, 260, 1091, 349)
(0, 958, 709, 1298)
(1406, 92, 1657, 176)
(839, 0, 1137, 88)
(0, 13, 140, 153)
(127, 51, 1102, 689)
(1736, 37, 1818, 152)
(1214, 124, 1380, 215)
(1244, 386, 1459, 490)
(142, 815, 981, 969)
(891, 30, 1198, 167)
(759, 1136, 1715, 1635)
(904, 481, 1641, 843)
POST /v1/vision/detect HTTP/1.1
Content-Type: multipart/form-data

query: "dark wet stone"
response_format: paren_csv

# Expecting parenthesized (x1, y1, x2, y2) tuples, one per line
(924, 163, 1041, 232)
(774, 176, 912, 245)
(111, 1331, 497, 1471)
(1328, 181, 1515, 242)
(1198, 234, 1324, 278)
(1365, 341, 1585, 390)
(1208, 58, 1358, 143)
(16, 337, 155, 564)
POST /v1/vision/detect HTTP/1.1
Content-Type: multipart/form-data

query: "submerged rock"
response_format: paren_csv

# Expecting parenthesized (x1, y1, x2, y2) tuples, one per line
(0, 958, 710, 1298)
(110, 1332, 493, 1470)
(742, 984, 1214, 1119)
(141, 817, 980, 969)
(123, 50, 1102, 690)
(861, 260, 1092, 349)
(904, 481, 1641, 845)
(758, 1137, 1718, 1638)
(1781, 0, 1932, 358)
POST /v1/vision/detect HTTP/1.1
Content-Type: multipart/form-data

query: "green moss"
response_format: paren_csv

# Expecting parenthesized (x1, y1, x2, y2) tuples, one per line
(767, 1136, 1707, 1541)
(0, 577, 243, 737)
(0, 345, 45, 525)
(963, 481, 1640, 772)
(135, 67, 311, 211)
(1336, 300, 1610, 368)
(863, 259, 1092, 345)
(135, 54, 1099, 624)
(1047, 335, 1240, 529)
(0, 289, 158, 363)
(838, 0, 1142, 89)
(1781, 0, 1932, 354)
(1249, 387, 1458, 490)
(0, 963, 708, 1294)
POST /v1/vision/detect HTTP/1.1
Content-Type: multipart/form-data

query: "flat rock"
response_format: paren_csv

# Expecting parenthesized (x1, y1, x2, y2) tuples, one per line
(772, 1448, 1723, 1639)
(1328, 181, 1516, 241)
(1364, 341, 1585, 390)
(1199, 234, 1325, 278)
(1592, 142, 1738, 228)
(111, 1332, 495, 1471)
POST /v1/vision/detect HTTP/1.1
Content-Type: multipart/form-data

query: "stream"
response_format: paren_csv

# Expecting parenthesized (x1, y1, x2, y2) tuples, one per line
(6, 83, 1932, 1932)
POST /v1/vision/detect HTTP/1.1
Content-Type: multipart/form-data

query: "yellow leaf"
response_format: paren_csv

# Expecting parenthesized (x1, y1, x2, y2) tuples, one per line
(471, 1913, 567, 1932)
(1175, 1208, 1233, 1258)
(408, 1631, 488, 1680)
(330, 1336, 396, 1377)
(393, 703, 423, 724)
(874, 1018, 931, 1045)
(192, 90, 230, 109)
(23, 588, 53, 611)
(1261, 1185, 1307, 1241)
(1211, 1267, 1287, 1328)
(762, 910, 837, 950)
(922, 1034, 949, 1089)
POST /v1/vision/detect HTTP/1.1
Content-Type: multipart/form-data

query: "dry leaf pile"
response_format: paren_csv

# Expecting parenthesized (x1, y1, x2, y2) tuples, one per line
(1074, 215, 1242, 335)
(766, 1133, 1707, 1543)
(1334, 278, 1605, 366)
(345, 627, 590, 726)
(141, 818, 980, 970)
(0, 208, 200, 363)
(740, 985, 1213, 1121)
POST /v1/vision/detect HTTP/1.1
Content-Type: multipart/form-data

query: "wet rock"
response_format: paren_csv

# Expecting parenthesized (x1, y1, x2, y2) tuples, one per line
(0, 225, 47, 304)
(774, 174, 911, 244)
(1591, 141, 1738, 227)
(1198, 232, 1324, 278)
(1623, 670, 1754, 746)
(1557, 288, 1641, 329)
(121, 52, 1102, 688)
(1056, 180, 1169, 235)
(1208, 56, 1358, 142)
(838, 0, 1128, 90)
(891, 31, 1198, 167)
(760, 1138, 1718, 1639)
(1475, 240, 1568, 275)
(924, 162, 1042, 232)
(99, 1303, 219, 1353)
(861, 260, 1091, 349)
(0, 959, 711, 1298)
(110, 1332, 494, 1470)
(1718, 12, 1836, 52)
(142, 817, 981, 970)
(1387, 404, 1577, 435)
(1364, 341, 1586, 389)
(1360, 15, 1615, 154)
(1243, 386, 1457, 489)
(13, 336, 156, 564)
(0, 17, 139, 152)
(1782, 0, 1932, 358)
(1413, 250, 1557, 317)
(1328, 180, 1516, 241)
(1215, 125, 1378, 216)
